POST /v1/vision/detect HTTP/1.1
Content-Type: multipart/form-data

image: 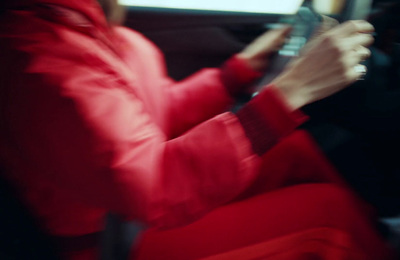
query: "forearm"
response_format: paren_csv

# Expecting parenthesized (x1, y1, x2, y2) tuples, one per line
(166, 56, 261, 137)
(143, 87, 307, 228)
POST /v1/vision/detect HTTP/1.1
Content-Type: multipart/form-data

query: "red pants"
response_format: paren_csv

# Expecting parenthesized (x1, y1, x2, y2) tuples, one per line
(133, 131, 396, 260)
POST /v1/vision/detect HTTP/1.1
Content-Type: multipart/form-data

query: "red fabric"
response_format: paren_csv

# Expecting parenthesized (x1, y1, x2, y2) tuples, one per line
(256, 85, 309, 135)
(0, 0, 301, 238)
(0, 0, 108, 32)
(132, 131, 395, 260)
(133, 184, 394, 260)
(201, 227, 365, 260)
(220, 55, 262, 96)
(237, 86, 308, 155)
(0, 2, 394, 260)
(238, 130, 349, 199)
(60, 247, 98, 260)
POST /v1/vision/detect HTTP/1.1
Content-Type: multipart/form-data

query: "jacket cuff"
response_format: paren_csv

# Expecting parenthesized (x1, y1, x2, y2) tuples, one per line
(220, 55, 262, 97)
(236, 85, 308, 155)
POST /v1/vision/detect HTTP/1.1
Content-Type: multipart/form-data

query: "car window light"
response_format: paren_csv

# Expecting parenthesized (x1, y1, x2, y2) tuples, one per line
(119, 0, 304, 15)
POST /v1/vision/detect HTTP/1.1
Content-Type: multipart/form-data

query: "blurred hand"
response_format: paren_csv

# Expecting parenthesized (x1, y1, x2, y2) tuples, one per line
(237, 26, 292, 71)
(311, 15, 339, 40)
(272, 20, 374, 110)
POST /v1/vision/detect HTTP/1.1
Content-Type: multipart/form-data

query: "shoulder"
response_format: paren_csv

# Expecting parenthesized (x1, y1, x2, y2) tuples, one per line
(112, 26, 162, 54)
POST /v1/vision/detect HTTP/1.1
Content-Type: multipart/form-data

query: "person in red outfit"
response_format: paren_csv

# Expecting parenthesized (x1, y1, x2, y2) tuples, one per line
(0, 0, 394, 259)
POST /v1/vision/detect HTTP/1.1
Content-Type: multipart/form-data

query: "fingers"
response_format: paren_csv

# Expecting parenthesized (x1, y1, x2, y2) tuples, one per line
(254, 26, 291, 42)
(312, 15, 339, 38)
(344, 54, 368, 69)
(270, 26, 292, 51)
(266, 25, 292, 38)
(341, 33, 374, 50)
(237, 25, 292, 71)
(357, 46, 371, 60)
(344, 44, 369, 80)
(351, 46, 371, 61)
(341, 34, 372, 68)
(319, 15, 339, 32)
(339, 35, 373, 69)
(244, 25, 292, 57)
(257, 26, 292, 49)
(321, 15, 339, 27)
(346, 64, 367, 82)
(271, 20, 374, 107)
(331, 20, 375, 36)
(276, 25, 293, 37)
(341, 42, 370, 84)
(321, 20, 374, 68)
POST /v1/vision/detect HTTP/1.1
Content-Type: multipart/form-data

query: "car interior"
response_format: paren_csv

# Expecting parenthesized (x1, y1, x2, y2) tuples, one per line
(1, 0, 399, 259)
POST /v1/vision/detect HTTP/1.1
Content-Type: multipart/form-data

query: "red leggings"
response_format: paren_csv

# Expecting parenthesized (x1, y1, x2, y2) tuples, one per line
(133, 131, 396, 260)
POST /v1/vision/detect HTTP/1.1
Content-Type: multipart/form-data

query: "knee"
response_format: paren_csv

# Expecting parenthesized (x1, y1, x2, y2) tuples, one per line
(299, 184, 368, 228)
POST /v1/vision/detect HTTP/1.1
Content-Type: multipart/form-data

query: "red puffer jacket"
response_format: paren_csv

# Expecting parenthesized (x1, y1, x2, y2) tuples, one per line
(0, 0, 307, 238)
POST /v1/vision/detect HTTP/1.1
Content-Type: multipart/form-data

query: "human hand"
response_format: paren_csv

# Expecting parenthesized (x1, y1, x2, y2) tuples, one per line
(237, 26, 292, 72)
(272, 20, 374, 110)
(311, 15, 339, 40)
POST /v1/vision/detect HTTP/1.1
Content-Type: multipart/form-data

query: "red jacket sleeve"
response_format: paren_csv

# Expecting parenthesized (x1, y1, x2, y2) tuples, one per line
(165, 56, 261, 138)
(114, 27, 261, 138)
(5, 58, 304, 229)
(1, 21, 305, 230)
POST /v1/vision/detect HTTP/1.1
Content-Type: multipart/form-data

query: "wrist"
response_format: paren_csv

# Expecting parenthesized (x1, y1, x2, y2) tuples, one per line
(271, 75, 308, 110)
(236, 86, 308, 155)
(220, 55, 262, 97)
(236, 53, 266, 72)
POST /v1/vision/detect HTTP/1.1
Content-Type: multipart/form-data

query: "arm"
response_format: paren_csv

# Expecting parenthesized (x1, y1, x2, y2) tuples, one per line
(165, 56, 261, 138)
(11, 62, 303, 229)
(115, 27, 289, 138)
(6, 20, 374, 230)
(166, 27, 293, 137)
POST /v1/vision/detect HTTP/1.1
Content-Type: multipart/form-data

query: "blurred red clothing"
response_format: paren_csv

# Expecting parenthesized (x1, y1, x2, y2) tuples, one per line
(0, 0, 304, 236)
(0, 1, 395, 260)
(134, 184, 393, 260)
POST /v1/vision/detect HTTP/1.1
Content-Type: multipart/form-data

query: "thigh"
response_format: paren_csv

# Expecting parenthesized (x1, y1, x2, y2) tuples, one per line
(238, 130, 349, 200)
(132, 184, 394, 260)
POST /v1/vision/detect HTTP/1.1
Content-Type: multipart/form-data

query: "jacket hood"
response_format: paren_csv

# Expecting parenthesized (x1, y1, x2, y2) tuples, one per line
(1, 0, 108, 30)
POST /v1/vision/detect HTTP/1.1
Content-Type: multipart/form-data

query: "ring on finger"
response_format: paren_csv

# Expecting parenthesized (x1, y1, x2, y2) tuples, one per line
(354, 64, 367, 80)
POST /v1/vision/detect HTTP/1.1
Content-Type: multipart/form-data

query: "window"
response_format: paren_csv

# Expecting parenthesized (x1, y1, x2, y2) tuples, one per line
(119, 0, 304, 15)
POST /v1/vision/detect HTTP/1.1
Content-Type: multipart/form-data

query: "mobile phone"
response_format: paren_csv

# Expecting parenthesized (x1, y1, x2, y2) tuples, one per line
(255, 6, 323, 90)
